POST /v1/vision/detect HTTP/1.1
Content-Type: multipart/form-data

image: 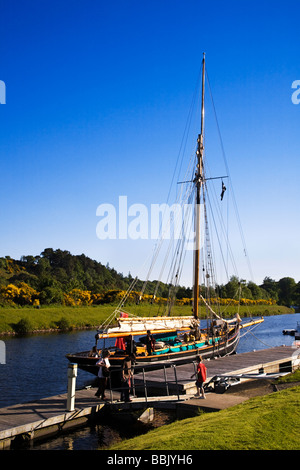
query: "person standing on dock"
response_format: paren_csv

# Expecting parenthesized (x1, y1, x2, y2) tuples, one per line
(95, 349, 111, 400)
(120, 353, 135, 402)
(191, 356, 207, 399)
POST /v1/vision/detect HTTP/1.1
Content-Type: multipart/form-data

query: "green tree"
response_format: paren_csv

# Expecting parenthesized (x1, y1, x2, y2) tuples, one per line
(222, 276, 240, 298)
(247, 281, 265, 300)
(260, 277, 279, 302)
(278, 277, 296, 306)
(293, 282, 300, 307)
(39, 286, 64, 304)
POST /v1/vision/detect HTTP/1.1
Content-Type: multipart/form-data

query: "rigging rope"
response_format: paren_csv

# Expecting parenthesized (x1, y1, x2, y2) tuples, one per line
(113, 62, 257, 319)
(139, 152, 196, 304)
(205, 68, 255, 282)
(240, 324, 273, 348)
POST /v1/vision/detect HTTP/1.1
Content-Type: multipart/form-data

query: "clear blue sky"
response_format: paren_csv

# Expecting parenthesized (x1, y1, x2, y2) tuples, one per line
(0, 0, 300, 287)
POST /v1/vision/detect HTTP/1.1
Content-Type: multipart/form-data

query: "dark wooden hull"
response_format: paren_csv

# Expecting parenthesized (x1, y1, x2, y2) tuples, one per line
(66, 326, 240, 377)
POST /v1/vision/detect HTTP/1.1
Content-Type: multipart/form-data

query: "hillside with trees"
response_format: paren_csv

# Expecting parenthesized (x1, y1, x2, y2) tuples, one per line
(0, 248, 299, 307)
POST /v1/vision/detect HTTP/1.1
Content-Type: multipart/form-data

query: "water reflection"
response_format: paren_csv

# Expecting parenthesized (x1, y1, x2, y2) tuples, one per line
(237, 313, 299, 353)
(31, 410, 175, 451)
(0, 330, 97, 408)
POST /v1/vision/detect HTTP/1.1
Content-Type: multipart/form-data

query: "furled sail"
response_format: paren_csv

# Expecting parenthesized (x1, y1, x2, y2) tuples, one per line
(98, 315, 199, 338)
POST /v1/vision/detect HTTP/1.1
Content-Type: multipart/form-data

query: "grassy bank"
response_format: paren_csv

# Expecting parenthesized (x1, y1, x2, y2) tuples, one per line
(108, 385, 300, 450)
(0, 305, 112, 335)
(0, 303, 294, 336)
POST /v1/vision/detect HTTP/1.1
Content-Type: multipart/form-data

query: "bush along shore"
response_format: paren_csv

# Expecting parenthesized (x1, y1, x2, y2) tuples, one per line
(0, 303, 294, 337)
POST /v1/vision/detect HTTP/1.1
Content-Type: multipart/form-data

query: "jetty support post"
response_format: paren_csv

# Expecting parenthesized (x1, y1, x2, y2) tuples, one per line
(67, 363, 78, 411)
(172, 365, 180, 401)
(142, 368, 148, 404)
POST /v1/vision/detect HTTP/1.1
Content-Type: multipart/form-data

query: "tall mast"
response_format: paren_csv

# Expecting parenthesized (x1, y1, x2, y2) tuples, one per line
(193, 52, 205, 319)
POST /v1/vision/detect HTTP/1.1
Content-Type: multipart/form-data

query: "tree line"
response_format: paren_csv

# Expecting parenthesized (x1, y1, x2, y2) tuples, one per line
(0, 248, 299, 307)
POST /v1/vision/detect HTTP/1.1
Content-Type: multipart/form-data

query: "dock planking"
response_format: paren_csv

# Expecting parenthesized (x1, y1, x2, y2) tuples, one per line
(0, 389, 108, 448)
(133, 345, 300, 393)
(0, 388, 188, 448)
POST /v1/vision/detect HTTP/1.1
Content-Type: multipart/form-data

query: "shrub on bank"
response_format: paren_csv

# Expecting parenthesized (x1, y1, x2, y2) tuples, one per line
(13, 317, 33, 336)
(56, 316, 72, 332)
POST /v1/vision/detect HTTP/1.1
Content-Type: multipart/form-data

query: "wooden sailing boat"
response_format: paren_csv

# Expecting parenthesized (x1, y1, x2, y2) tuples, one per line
(66, 54, 264, 375)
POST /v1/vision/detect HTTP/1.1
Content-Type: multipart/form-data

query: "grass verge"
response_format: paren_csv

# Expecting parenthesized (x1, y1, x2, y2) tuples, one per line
(108, 385, 300, 450)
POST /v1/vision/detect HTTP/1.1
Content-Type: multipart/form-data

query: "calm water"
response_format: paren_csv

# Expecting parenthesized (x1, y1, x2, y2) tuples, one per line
(0, 313, 299, 449)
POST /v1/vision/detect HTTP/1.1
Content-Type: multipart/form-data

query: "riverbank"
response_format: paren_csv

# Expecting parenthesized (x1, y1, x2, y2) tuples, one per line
(0, 304, 294, 336)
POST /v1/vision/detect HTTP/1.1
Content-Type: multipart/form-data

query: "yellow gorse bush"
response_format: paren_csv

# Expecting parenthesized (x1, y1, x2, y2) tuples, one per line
(83, 289, 276, 307)
(63, 288, 93, 306)
(0, 282, 39, 305)
(0, 283, 276, 307)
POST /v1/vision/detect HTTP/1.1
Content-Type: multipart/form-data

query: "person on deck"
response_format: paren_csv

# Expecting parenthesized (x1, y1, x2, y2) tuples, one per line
(191, 355, 207, 399)
(125, 335, 137, 355)
(95, 350, 111, 400)
(88, 346, 99, 357)
(145, 330, 156, 355)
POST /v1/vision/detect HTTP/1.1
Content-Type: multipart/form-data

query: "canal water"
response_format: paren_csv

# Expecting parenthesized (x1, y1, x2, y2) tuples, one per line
(0, 313, 299, 450)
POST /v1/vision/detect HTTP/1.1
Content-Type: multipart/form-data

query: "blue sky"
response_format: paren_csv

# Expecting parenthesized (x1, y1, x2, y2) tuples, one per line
(0, 0, 300, 287)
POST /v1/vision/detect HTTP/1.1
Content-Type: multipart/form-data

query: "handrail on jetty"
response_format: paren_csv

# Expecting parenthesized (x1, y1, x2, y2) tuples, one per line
(106, 362, 190, 404)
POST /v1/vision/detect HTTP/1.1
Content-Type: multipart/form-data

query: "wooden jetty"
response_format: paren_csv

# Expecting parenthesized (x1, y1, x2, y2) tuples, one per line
(0, 389, 185, 449)
(0, 388, 250, 449)
(0, 345, 299, 449)
(134, 345, 300, 395)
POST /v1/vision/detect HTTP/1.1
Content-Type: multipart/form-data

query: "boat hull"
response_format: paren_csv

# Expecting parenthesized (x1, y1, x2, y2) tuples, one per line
(66, 326, 240, 377)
